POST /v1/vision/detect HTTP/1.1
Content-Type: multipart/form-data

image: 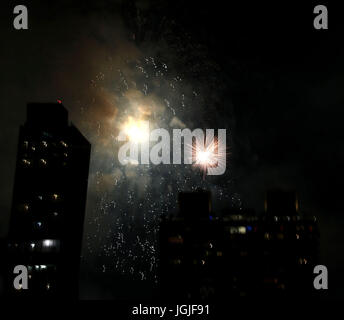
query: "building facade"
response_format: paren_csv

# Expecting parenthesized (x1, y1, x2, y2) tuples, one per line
(159, 190, 319, 301)
(6, 103, 91, 299)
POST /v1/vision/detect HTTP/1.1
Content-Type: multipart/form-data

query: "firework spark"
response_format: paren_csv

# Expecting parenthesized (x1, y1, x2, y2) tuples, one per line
(192, 137, 227, 178)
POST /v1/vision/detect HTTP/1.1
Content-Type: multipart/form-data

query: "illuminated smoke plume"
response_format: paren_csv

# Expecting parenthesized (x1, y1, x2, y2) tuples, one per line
(38, 2, 236, 290)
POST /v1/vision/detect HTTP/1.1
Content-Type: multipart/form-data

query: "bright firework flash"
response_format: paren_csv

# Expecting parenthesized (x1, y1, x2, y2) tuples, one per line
(191, 137, 228, 179)
(121, 116, 150, 144)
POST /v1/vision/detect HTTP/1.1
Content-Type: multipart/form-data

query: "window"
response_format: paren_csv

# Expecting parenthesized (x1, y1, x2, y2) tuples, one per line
(22, 159, 31, 166)
(264, 232, 271, 240)
(43, 239, 53, 247)
(298, 258, 308, 265)
(168, 235, 183, 244)
(40, 239, 60, 253)
(34, 221, 43, 230)
(170, 259, 182, 265)
(229, 226, 246, 234)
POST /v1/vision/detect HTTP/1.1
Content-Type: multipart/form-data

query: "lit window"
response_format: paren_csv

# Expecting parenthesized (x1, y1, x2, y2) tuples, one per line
(53, 212, 58, 217)
(296, 234, 300, 240)
(52, 193, 59, 200)
(46, 283, 51, 290)
(40, 265, 47, 270)
(40, 159, 47, 166)
(238, 226, 246, 234)
(229, 226, 246, 234)
(22, 159, 31, 166)
(35, 221, 42, 229)
(298, 258, 308, 265)
(216, 251, 223, 257)
(43, 239, 53, 247)
(41, 239, 60, 252)
(41, 141, 48, 147)
(60, 141, 68, 148)
(63, 153, 68, 157)
(30, 243, 35, 249)
(38, 195, 43, 201)
(168, 235, 183, 244)
(23, 141, 28, 148)
(15, 284, 23, 290)
(264, 232, 271, 240)
(24, 204, 29, 211)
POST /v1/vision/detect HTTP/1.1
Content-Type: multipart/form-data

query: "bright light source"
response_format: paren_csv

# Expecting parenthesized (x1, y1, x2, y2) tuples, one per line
(43, 239, 53, 247)
(122, 117, 149, 143)
(191, 137, 226, 177)
(195, 149, 217, 167)
(238, 226, 246, 234)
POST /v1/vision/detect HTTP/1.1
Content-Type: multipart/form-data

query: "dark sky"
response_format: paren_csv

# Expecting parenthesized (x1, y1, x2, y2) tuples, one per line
(1, 1, 344, 298)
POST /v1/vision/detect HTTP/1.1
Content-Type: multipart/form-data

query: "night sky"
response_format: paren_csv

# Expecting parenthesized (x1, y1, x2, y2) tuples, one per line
(1, 1, 344, 299)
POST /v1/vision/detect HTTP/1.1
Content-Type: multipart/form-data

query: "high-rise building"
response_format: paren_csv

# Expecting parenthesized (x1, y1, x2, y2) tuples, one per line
(6, 103, 91, 299)
(159, 190, 319, 301)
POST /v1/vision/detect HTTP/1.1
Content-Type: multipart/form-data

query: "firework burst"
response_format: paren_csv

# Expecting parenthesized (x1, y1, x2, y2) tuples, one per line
(192, 137, 227, 179)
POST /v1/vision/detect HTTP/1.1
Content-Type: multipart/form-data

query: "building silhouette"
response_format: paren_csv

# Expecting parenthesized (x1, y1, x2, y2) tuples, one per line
(6, 103, 91, 299)
(159, 190, 319, 301)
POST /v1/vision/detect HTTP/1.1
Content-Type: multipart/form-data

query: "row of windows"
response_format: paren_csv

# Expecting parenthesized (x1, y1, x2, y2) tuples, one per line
(167, 226, 316, 245)
(168, 255, 310, 267)
(8, 239, 60, 253)
(20, 193, 61, 205)
(23, 140, 68, 150)
(21, 157, 68, 168)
